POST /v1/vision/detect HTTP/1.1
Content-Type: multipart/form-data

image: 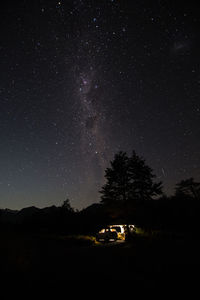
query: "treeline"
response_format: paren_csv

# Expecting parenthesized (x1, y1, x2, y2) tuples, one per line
(0, 191, 200, 235)
(99, 151, 200, 233)
(0, 200, 108, 235)
(0, 151, 200, 235)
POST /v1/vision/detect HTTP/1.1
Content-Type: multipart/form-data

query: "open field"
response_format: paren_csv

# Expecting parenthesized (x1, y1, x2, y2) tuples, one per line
(0, 230, 199, 290)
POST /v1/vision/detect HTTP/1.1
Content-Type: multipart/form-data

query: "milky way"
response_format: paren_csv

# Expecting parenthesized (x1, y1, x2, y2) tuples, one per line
(0, 0, 200, 210)
(76, 65, 108, 181)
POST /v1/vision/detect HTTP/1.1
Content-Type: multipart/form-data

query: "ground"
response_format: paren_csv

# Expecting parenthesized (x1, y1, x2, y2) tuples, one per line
(0, 229, 199, 290)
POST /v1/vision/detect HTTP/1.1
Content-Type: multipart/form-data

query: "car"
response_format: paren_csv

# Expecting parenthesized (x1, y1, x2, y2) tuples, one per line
(109, 224, 136, 240)
(96, 227, 118, 242)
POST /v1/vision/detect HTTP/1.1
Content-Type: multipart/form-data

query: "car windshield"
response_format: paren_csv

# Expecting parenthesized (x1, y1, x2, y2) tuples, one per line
(111, 227, 121, 232)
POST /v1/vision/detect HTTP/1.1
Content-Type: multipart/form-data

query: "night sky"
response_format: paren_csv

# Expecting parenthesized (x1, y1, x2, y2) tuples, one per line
(0, 0, 200, 210)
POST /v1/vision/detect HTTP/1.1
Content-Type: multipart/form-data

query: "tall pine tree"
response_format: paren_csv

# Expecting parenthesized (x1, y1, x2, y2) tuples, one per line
(100, 151, 163, 218)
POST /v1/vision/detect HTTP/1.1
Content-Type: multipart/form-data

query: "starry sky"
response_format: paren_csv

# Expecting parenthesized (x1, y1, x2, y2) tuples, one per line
(0, 0, 200, 210)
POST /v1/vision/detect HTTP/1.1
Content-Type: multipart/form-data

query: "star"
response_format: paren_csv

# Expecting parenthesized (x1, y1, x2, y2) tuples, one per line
(0, 0, 199, 211)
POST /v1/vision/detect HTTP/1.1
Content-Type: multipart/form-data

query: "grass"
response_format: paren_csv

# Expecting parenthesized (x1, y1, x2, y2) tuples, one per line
(0, 227, 200, 289)
(57, 234, 97, 246)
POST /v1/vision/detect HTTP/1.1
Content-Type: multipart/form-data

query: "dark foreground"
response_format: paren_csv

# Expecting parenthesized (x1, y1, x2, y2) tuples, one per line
(0, 230, 199, 291)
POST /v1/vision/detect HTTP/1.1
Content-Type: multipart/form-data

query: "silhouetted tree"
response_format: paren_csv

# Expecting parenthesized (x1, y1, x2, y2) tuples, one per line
(100, 151, 129, 205)
(128, 151, 163, 202)
(175, 178, 200, 201)
(99, 151, 163, 225)
(61, 199, 74, 213)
